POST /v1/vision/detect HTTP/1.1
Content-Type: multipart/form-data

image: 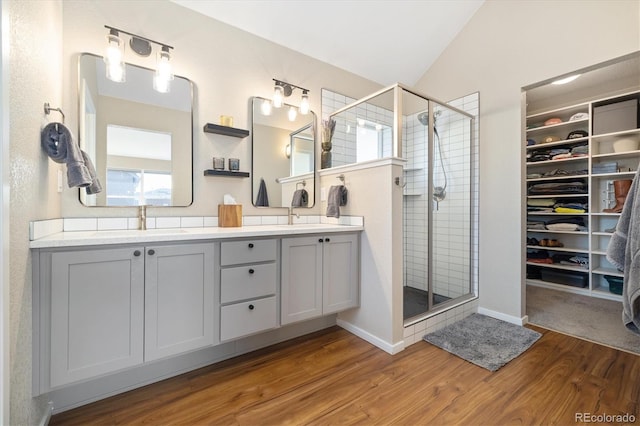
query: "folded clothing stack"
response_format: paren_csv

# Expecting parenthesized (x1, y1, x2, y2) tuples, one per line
(545, 216, 587, 231)
(592, 162, 618, 174)
(528, 180, 587, 195)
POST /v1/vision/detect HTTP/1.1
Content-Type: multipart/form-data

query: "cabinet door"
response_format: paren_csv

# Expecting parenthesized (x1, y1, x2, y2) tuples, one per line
(145, 243, 216, 361)
(281, 236, 323, 325)
(50, 247, 144, 388)
(323, 233, 360, 314)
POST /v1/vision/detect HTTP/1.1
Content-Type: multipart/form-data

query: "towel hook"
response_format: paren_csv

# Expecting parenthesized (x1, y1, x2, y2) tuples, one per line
(296, 180, 306, 189)
(44, 102, 65, 123)
(337, 174, 345, 183)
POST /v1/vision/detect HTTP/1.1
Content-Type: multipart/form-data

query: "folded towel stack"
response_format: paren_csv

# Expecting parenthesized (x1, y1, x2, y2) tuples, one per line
(326, 185, 348, 218)
(41, 122, 102, 193)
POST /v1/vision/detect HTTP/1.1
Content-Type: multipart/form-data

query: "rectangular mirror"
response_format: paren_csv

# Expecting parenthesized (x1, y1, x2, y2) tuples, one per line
(251, 96, 316, 208)
(78, 53, 193, 207)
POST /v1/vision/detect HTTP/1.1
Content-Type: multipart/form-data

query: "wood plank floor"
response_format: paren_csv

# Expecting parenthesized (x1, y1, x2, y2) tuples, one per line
(50, 325, 640, 425)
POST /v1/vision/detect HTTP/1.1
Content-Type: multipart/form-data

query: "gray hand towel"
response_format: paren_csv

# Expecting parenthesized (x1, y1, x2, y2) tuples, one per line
(41, 122, 92, 188)
(606, 163, 640, 334)
(256, 178, 269, 207)
(291, 189, 308, 207)
(326, 185, 347, 218)
(81, 150, 103, 195)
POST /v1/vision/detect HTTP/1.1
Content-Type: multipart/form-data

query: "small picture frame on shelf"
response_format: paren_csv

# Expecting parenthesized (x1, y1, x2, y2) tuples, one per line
(213, 157, 225, 170)
(229, 158, 240, 172)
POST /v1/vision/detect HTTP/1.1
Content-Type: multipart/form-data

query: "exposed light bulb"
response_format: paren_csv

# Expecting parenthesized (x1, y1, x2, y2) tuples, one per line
(104, 31, 125, 83)
(261, 99, 272, 116)
(300, 91, 310, 115)
(273, 85, 284, 108)
(288, 106, 297, 121)
(154, 46, 174, 93)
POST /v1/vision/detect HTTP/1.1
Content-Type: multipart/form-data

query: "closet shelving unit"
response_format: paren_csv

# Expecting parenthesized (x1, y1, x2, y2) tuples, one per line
(525, 91, 640, 301)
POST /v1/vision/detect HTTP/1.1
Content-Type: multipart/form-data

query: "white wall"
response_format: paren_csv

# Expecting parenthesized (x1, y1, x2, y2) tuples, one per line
(415, 0, 640, 321)
(7, 0, 63, 424)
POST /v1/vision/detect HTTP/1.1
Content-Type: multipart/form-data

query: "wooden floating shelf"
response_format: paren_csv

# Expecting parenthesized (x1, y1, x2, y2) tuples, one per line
(204, 170, 250, 178)
(203, 123, 250, 138)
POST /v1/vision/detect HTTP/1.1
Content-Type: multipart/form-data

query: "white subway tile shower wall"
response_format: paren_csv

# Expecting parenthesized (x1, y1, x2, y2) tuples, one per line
(322, 89, 394, 167)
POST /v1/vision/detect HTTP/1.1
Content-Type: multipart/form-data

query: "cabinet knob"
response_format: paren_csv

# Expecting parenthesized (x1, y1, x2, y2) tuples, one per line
(325, 238, 331, 242)
(249, 268, 255, 274)
(248, 243, 254, 249)
(133, 250, 141, 257)
(318, 238, 324, 243)
(148, 249, 155, 255)
(248, 304, 255, 310)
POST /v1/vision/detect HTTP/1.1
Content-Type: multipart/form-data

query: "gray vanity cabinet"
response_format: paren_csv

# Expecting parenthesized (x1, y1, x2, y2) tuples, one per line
(281, 233, 359, 325)
(46, 247, 145, 389)
(144, 243, 216, 361)
(35, 242, 215, 392)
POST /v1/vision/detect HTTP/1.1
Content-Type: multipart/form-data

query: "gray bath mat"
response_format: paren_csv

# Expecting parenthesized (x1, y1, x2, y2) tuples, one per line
(423, 313, 541, 371)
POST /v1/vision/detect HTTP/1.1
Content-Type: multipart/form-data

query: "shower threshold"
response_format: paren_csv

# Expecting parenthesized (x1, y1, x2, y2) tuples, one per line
(403, 286, 450, 320)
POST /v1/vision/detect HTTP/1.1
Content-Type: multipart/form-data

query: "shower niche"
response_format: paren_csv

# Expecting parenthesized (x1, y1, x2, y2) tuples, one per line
(325, 85, 478, 324)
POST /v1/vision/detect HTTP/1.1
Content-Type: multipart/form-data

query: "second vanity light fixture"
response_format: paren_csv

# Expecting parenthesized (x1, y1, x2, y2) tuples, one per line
(263, 79, 310, 120)
(104, 25, 174, 93)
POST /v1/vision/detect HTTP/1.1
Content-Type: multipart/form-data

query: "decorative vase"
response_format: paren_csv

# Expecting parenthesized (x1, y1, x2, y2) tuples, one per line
(321, 141, 332, 169)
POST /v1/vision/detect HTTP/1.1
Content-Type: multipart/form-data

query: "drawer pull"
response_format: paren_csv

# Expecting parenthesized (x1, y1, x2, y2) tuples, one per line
(148, 249, 155, 255)
(248, 243, 254, 248)
(248, 304, 255, 310)
(318, 238, 323, 243)
(325, 238, 331, 242)
(248, 268, 255, 274)
(133, 250, 141, 257)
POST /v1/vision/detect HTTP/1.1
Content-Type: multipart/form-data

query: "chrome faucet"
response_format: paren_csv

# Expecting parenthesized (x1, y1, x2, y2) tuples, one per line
(138, 205, 148, 230)
(288, 206, 299, 225)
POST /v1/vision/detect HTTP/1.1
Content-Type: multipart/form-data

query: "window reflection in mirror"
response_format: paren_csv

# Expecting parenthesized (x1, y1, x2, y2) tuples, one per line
(251, 96, 316, 208)
(78, 53, 193, 207)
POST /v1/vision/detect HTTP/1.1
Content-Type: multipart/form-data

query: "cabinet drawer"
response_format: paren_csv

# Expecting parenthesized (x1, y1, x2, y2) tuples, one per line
(221, 239, 277, 266)
(220, 296, 277, 341)
(221, 263, 277, 304)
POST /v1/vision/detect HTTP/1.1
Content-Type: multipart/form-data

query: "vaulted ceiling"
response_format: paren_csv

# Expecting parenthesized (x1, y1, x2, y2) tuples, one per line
(172, 0, 485, 86)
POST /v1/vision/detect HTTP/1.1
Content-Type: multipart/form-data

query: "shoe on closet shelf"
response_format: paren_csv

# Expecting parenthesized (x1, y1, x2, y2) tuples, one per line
(527, 237, 539, 246)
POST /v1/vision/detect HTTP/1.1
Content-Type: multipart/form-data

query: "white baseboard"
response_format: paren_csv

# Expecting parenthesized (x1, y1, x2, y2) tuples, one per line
(39, 402, 53, 426)
(477, 307, 527, 326)
(336, 319, 404, 354)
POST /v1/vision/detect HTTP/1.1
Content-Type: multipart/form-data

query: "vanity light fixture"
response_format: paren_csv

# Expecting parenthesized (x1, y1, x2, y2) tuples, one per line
(285, 144, 291, 158)
(272, 79, 310, 114)
(104, 25, 174, 93)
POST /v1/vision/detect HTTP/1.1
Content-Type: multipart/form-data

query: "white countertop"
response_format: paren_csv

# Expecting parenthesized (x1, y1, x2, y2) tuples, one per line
(29, 223, 364, 249)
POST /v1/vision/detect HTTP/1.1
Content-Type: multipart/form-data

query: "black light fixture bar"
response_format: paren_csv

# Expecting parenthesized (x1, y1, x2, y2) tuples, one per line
(104, 25, 173, 50)
(272, 78, 309, 95)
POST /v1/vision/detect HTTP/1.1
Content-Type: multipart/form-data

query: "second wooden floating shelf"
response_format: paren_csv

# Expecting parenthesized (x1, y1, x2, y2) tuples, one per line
(203, 123, 250, 138)
(204, 170, 250, 178)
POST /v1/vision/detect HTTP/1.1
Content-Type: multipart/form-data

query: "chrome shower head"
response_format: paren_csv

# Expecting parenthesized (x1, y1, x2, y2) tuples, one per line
(417, 110, 441, 126)
(417, 112, 429, 126)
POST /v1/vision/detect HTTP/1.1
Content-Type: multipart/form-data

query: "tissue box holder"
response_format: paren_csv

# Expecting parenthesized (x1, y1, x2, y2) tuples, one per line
(218, 204, 242, 227)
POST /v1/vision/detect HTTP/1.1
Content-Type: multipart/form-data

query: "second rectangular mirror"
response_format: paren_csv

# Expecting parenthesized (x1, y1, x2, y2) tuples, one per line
(251, 96, 316, 208)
